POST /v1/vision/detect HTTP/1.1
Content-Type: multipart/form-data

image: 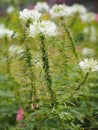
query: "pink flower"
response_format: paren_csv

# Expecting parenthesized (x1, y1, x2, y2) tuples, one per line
(76, 46, 81, 51)
(16, 108, 24, 121)
(95, 14, 98, 22)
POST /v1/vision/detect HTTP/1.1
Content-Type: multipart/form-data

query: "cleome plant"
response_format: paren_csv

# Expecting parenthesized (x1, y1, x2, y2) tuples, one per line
(0, 1, 98, 130)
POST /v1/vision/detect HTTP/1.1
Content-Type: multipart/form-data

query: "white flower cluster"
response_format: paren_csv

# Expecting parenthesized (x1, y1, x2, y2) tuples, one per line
(50, 4, 74, 18)
(18, 3, 95, 38)
(6, 6, 15, 14)
(19, 9, 42, 22)
(82, 48, 94, 56)
(90, 26, 97, 42)
(79, 58, 98, 72)
(72, 4, 87, 14)
(0, 25, 14, 39)
(80, 12, 95, 22)
(0, 24, 5, 29)
(34, 2, 50, 13)
(71, 4, 95, 22)
(49, 3, 95, 23)
(83, 26, 97, 42)
(29, 20, 57, 37)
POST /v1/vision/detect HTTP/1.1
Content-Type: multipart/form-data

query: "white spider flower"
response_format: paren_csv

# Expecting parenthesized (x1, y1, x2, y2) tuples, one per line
(82, 48, 94, 56)
(90, 26, 97, 42)
(0, 27, 14, 39)
(19, 9, 42, 22)
(34, 2, 50, 13)
(79, 58, 98, 72)
(83, 27, 89, 34)
(6, 6, 15, 14)
(83, 26, 97, 42)
(50, 4, 73, 18)
(64, 6, 76, 15)
(80, 12, 95, 22)
(39, 21, 57, 36)
(29, 20, 57, 37)
(29, 21, 40, 37)
(72, 4, 87, 14)
(0, 24, 5, 29)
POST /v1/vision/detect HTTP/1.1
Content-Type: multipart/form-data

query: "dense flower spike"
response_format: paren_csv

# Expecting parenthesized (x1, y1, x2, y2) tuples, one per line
(19, 9, 42, 22)
(34, 2, 50, 13)
(79, 58, 98, 72)
(29, 20, 57, 37)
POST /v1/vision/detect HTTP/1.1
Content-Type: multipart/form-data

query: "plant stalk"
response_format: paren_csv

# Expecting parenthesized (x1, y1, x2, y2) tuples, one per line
(61, 17, 79, 61)
(76, 72, 89, 90)
(23, 44, 36, 112)
(40, 35, 56, 107)
(69, 12, 78, 28)
(4, 37, 11, 76)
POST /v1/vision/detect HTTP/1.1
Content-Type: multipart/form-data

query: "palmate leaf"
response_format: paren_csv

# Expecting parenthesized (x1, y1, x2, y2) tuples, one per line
(70, 108, 84, 124)
(0, 75, 19, 103)
(0, 75, 20, 129)
(0, 75, 19, 89)
(0, 106, 17, 116)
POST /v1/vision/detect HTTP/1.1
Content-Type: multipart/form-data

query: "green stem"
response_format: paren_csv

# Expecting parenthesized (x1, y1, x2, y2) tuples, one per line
(6, 51, 11, 75)
(69, 12, 78, 28)
(10, 0, 18, 8)
(76, 72, 89, 90)
(61, 17, 79, 61)
(40, 35, 56, 107)
(4, 37, 11, 76)
(24, 45, 36, 111)
(57, 114, 66, 130)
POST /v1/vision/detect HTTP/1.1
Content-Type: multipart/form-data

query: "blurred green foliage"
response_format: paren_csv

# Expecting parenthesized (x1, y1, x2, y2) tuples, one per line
(0, 0, 44, 6)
